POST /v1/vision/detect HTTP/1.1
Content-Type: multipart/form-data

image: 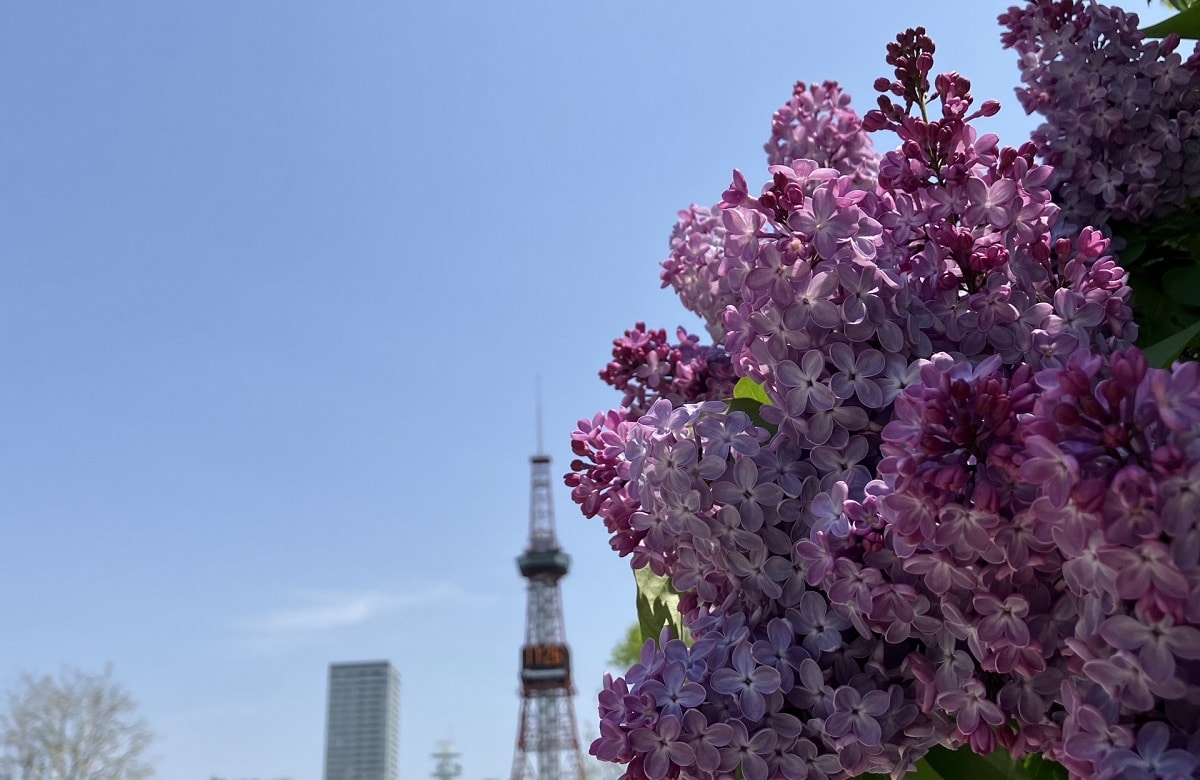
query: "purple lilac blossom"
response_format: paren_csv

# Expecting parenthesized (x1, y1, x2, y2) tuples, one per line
(1000, 0, 1200, 227)
(570, 13, 1200, 780)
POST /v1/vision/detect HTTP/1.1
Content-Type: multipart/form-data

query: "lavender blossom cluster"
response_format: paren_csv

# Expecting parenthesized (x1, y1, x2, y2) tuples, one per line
(568, 6, 1200, 780)
(599, 323, 736, 421)
(765, 80, 880, 191)
(1000, 0, 1200, 227)
(661, 80, 880, 343)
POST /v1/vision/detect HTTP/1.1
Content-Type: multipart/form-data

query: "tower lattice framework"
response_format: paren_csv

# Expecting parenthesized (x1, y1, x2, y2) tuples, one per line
(510, 451, 587, 780)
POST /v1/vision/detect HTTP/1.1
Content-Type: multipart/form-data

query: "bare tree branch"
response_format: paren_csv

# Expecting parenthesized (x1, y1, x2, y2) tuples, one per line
(0, 665, 154, 780)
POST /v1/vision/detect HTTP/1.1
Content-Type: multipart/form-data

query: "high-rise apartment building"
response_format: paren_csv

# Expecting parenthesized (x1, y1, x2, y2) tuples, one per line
(323, 660, 401, 780)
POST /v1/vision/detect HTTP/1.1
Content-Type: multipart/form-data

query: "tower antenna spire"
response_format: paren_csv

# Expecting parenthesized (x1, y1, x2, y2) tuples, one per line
(535, 376, 544, 455)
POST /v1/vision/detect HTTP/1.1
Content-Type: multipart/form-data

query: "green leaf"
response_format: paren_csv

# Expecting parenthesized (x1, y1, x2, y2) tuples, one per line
(1163, 264, 1200, 304)
(728, 377, 777, 436)
(911, 760, 950, 780)
(634, 566, 687, 646)
(860, 758, 946, 780)
(1118, 229, 1148, 264)
(726, 398, 762, 417)
(1143, 4, 1200, 37)
(922, 747, 1008, 780)
(1155, 0, 1200, 12)
(861, 749, 1067, 780)
(733, 376, 771, 405)
(1116, 208, 1200, 353)
(921, 745, 1064, 780)
(1021, 753, 1070, 780)
(1142, 318, 1200, 367)
(726, 397, 776, 435)
(609, 623, 643, 668)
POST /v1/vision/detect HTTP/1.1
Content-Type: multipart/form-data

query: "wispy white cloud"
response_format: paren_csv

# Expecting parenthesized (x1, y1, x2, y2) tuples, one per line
(242, 584, 468, 633)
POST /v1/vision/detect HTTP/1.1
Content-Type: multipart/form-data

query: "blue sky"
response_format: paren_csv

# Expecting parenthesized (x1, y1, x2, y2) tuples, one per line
(0, 3, 1174, 779)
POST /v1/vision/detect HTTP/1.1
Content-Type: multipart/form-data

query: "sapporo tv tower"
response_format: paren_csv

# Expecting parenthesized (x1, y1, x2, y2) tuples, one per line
(509, 401, 587, 780)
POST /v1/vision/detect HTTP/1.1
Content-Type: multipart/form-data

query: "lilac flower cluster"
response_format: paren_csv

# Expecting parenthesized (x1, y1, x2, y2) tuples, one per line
(1000, 0, 1200, 226)
(660, 205, 735, 341)
(879, 347, 1200, 776)
(661, 81, 883, 343)
(598, 322, 736, 420)
(1013, 351, 1200, 778)
(569, 17, 1200, 780)
(765, 81, 880, 190)
(566, 324, 733, 560)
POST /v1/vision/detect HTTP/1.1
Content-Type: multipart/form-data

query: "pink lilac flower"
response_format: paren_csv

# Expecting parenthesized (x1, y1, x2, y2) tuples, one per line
(717, 720, 775, 780)
(766, 80, 879, 190)
(787, 590, 851, 656)
(573, 13, 1199, 780)
(1100, 721, 1199, 779)
(679, 710, 733, 774)
(708, 642, 782, 721)
(628, 715, 696, 780)
(1000, 0, 1200, 226)
(824, 686, 891, 747)
(639, 660, 706, 720)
